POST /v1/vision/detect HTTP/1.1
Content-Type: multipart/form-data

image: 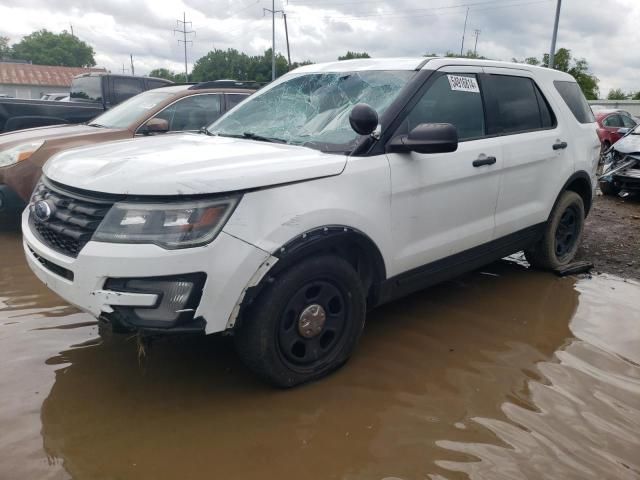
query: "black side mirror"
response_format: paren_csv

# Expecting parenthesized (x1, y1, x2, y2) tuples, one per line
(617, 127, 631, 135)
(387, 123, 458, 154)
(349, 103, 379, 136)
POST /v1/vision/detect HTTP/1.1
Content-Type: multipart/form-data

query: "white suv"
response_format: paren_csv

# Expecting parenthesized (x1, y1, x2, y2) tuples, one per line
(23, 58, 599, 386)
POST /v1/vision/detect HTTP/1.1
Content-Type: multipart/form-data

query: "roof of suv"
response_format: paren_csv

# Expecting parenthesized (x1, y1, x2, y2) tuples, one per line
(293, 57, 575, 81)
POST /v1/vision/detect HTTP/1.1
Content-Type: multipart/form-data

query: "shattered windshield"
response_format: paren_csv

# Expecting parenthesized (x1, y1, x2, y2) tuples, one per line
(208, 70, 414, 153)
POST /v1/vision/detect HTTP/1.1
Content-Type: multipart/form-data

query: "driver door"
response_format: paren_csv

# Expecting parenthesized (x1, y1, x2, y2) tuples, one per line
(386, 67, 502, 276)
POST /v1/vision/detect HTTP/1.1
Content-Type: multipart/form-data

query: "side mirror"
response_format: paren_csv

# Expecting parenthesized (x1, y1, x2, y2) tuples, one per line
(387, 123, 458, 154)
(617, 127, 631, 135)
(349, 103, 379, 136)
(141, 117, 169, 135)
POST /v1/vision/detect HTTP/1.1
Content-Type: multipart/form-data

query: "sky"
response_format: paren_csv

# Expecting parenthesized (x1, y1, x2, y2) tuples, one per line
(0, 0, 638, 98)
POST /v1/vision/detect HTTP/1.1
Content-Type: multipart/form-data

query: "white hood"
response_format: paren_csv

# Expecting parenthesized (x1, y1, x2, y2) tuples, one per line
(43, 133, 347, 195)
(613, 133, 640, 155)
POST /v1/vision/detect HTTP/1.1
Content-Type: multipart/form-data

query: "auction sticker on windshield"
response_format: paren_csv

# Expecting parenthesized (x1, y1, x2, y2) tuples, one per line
(447, 75, 480, 93)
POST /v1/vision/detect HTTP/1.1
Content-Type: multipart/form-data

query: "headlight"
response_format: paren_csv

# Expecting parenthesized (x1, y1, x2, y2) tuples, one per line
(0, 141, 45, 167)
(93, 197, 240, 249)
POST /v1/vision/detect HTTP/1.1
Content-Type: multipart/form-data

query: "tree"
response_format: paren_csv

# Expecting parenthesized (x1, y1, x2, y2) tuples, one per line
(608, 89, 628, 100)
(191, 48, 293, 83)
(632, 91, 640, 101)
(338, 51, 370, 60)
(607, 88, 627, 100)
(148, 68, 186, 82)
(0, 36, 11, 59)
(427, 50, 487, 59)
(515, 48, 599, 100)
(11, 30, 95, 67)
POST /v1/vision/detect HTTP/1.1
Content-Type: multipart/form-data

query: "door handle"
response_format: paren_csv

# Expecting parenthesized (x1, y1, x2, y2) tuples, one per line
(473, 156, 497, 167)
(553, 141, 568, 150)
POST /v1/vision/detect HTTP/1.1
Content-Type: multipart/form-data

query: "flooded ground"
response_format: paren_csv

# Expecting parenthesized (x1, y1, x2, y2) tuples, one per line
(1, 227, 639, 480)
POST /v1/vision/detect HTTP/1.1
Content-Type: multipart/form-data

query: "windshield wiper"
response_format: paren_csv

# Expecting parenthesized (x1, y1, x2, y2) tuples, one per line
(87, 122, 107, 128)
(242, 132, 288, 143)
(199, 127, 214, 136)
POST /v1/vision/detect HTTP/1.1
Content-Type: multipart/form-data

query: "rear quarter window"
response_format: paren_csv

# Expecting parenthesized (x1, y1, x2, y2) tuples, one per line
(554, 81, 595, 124)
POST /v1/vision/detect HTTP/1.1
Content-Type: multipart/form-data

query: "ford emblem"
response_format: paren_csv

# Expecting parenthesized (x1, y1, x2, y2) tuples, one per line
(33, 200, 53, 221)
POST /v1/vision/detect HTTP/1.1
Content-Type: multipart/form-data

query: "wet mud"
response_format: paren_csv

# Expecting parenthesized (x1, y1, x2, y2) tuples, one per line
(1, 229, 639, 480)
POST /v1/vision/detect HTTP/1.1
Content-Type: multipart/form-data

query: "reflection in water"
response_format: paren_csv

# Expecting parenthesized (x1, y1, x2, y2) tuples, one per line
(40, 262, 579, 480)
(1, 228, 639, 480)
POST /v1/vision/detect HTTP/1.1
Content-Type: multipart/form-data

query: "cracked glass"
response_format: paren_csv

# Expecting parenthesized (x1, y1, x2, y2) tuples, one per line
(208, 70, 415, 153)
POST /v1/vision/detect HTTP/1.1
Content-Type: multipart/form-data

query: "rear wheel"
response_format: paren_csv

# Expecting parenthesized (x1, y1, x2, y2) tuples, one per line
(234, 255, 366, 387)
(524, 191, 585, 270)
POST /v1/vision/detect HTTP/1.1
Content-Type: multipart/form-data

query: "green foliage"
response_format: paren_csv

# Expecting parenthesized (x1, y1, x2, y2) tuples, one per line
(10, 29, 95, 67)
(515, 48, 599, 100)
(148, 68, 186, 83)
(191, 48, 309, 83)
(0, 36, 11, 59)
(632, 91, 640, 101)
(338, 51, 371, 60)
(426, 50, 487, 59)
(607, 88, 628, 100)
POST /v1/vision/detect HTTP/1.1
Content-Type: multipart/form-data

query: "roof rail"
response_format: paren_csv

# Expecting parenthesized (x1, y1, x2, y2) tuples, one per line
(188, 80, 263, 90)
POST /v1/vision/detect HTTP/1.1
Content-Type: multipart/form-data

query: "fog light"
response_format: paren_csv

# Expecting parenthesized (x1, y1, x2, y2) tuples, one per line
(128, 279, 194, 322)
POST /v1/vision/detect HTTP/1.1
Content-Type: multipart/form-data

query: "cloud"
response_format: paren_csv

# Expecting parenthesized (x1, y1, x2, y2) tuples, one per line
(1, 0, 639, 96)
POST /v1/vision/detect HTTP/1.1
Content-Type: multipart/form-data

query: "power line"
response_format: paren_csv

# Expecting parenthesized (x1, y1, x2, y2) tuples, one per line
(174, 12, 195, 81)
(286, 0, 551, 20)
(474, 29, 481, 56)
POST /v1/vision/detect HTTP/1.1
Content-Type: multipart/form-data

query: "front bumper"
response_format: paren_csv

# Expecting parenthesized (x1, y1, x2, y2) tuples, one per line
(22, 210, 271, 334)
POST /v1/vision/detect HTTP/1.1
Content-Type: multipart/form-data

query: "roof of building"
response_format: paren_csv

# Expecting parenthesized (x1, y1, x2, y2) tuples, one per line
(0, 62, 106, 87)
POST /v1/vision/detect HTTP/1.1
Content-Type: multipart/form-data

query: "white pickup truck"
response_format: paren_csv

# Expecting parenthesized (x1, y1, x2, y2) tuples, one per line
(23, 57, 599, 386)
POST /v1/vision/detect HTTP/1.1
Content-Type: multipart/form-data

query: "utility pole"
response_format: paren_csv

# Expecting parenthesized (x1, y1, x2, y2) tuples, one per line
(283, 13, 291, 69)
(69, 24, 75, 37)
(121, 64, 128, 74)
(548, 0, 562, 69)
(130, 54, 135, 76)
(264, 2, 284, 80)
(473, 29, 481, 57)
(460, 7, 469, 56)
(174, 12, 194, 81)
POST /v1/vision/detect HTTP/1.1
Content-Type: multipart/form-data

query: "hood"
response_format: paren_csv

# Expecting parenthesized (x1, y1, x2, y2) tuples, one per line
(0, 124, 124, 149)
(44, 133, 347, 195)
(613, 133, 640, 155)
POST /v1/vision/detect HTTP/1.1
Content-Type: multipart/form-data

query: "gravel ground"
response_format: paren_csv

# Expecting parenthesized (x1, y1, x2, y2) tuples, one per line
(576, 192, 640, 280)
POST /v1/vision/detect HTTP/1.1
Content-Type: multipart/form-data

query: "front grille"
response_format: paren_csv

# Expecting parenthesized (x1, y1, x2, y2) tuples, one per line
(29, 180, 114, 258)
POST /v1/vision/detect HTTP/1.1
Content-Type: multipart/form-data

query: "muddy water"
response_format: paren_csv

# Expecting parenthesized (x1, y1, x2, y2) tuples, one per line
(1, 229, 639, 480)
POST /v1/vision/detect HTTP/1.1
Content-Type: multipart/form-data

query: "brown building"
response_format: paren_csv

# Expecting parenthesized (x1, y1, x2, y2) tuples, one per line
(0, 61, 106, 99)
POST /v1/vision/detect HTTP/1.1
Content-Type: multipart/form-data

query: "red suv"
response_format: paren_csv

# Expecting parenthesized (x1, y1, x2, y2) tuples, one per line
(595, 110, 637, 150)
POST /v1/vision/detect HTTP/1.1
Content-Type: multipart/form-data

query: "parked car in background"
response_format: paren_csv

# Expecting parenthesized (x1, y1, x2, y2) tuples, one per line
(0, 80, 257, 221)
(0, 73, 172, 134)
(595, 109, 638, 151)
(40, 93, 69, 101)
(599, 124, 640, 196)
(22, 58, 599, 387)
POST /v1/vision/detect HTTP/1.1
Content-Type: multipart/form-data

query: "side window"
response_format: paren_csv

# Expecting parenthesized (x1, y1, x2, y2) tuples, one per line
(226, 93, 249, 111)
(622, 115, 636, 128)
(112, 78, 144, 104)
(146, 79, 169, 90)
(402, 73, 485, 141)
(603, 115, 623, 128)
(554, 81, 595, 124)
(167, 94, 222, 131)
(489, 75, 547, 134)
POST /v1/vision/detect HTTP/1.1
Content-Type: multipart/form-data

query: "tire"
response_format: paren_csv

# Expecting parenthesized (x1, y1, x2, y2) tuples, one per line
(524, 191, 585, 271)
(234, 255, 366, 387)
(599, 179, 621, 196)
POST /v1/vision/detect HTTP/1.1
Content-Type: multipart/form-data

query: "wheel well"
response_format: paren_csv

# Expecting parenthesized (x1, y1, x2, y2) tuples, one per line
(563, 172, 593, 215)
(243, 227, 387, 316)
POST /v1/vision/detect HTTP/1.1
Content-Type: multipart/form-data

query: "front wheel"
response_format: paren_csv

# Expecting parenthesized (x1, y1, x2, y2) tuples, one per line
(524, 191, 585, 270)
(234, 255, 366, 387)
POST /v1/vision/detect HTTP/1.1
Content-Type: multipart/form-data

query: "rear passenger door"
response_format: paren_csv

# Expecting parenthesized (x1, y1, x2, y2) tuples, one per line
(154, 94, 223, 131)
(483, 69, 569, 238)
(387, 68, 502, 274)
